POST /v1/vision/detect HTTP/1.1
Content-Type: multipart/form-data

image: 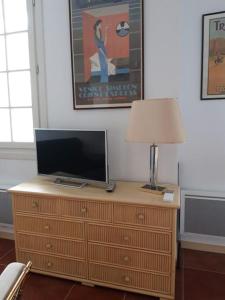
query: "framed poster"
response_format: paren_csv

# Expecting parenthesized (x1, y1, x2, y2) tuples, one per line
(201, 11, 225, 100)
(69, 0, 144, 109)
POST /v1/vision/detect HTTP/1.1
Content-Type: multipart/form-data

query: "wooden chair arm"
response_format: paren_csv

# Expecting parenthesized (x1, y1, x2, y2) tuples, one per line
(5, 261, 32, 300)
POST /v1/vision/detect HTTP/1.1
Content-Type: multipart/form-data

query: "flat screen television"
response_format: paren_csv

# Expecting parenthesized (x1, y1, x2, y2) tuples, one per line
(35, 129, 108, 185)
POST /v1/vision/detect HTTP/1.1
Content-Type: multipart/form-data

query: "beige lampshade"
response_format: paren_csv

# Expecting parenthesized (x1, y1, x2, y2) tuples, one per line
(126, 99, 185, 144)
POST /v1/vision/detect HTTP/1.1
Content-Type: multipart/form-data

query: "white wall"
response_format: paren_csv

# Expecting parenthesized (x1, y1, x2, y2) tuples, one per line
(179, 0, 225, 192)
(1, 0, 225, 234)
(0, 0, 180, 188)
(3, 0, 225, 193)
(0, 160, 36, 187)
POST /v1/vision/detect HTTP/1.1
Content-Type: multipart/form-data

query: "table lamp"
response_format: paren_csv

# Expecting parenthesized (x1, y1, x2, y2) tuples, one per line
(126, 98, 185, 194)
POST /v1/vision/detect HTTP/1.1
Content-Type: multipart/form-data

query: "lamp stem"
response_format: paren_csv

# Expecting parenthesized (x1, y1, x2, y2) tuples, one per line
(150, 144, 159, 188)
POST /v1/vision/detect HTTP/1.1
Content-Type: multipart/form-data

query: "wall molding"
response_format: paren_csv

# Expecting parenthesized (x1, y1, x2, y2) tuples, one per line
(0, 148, 36, 160)
(32, 0, 49, 128)
(180, 232, 225, 246)
(181, 240, 225, 254)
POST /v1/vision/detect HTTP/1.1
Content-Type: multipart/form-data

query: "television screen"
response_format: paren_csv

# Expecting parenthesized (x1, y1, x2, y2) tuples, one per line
(35, 129, 108, 183)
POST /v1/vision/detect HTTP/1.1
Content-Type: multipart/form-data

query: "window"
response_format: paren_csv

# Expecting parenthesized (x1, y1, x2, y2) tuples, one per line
(0, 0, 38, 144)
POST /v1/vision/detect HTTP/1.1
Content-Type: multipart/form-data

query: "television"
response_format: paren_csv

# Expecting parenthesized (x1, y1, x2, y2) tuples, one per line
(35, 129, 109, 186)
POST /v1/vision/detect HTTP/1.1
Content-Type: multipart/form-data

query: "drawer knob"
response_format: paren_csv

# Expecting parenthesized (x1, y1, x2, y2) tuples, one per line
(44, 225, 50, 230)
(123, 256, 130, 262)
(137, 213, 145, 220)
(47, 262, 52, 268)
(123, 236, 130, 241)
(46, 243, 52, 249)
(32, 201, 39, 208)
(123, 276, 130, 283)
(81, 207, 87, 214)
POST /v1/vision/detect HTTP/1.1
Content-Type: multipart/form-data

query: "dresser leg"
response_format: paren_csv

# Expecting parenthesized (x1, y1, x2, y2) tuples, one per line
(81, 282, 95, 288)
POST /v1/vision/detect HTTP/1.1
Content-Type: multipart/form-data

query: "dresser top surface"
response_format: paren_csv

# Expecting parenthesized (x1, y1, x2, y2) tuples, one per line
(9, 177, 180, 208)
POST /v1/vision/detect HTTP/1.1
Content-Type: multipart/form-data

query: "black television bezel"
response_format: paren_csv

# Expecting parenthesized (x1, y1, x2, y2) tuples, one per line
(34, 128, 109, 186)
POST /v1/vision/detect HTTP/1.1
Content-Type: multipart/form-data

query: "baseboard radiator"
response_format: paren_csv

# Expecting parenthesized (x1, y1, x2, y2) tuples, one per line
(180, 190, 225, 247)
(0, 188, 13, 238)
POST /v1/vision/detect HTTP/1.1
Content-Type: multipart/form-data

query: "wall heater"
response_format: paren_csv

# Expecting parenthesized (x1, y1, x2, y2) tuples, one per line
(0, 188, 13, 237)
(180, 190, 225, 246)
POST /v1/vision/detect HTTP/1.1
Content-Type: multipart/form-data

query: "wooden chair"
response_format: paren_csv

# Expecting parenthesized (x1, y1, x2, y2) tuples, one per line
(0, 261, 32, 300)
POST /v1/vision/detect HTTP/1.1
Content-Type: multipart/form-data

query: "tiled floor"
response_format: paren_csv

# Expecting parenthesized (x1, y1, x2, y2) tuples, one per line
(0, 238, 225, 300)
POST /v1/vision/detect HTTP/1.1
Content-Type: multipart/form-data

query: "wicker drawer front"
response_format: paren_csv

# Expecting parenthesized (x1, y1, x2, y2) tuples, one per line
(114, 204, 173, 230)
(88, 224, 171, 253)
(88, 243, 171, 273)
(15, 215, 85, 240)
(60, 198, 112, 222)
(89, 263, 171, 295)
(13, 194, 57, 215)
(17, 233, 86, 259)
(18, 251, 87, 279)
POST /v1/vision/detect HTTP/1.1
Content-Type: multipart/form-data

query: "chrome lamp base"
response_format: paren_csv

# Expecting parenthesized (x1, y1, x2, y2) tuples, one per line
(142, 144, 166, 195)
(142, 184, 166, 195)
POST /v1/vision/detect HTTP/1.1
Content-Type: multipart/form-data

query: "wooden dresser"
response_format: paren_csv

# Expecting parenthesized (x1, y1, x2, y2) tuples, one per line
(9, 177, 180, 300)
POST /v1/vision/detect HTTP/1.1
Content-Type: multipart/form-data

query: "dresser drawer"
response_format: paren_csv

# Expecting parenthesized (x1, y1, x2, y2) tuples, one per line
(13, 193, 58, 215)
(89, 263, 171, 295)
(88, 224, 171, 253)
(88, 243, 171, 273)
(15, 215, 85, 240)
(60, 198, 112, 222)
(114, 204, 173, 230)
(17, 233, 86, 259)
(18, 251, 87, 279)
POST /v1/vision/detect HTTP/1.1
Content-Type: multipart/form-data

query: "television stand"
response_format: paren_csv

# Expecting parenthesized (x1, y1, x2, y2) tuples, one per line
(54, 178, 87, 189)
(54, 178, 116, 192)
(105, 181, 116, 192)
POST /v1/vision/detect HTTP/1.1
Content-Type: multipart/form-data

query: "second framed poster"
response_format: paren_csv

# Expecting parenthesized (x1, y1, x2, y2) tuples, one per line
(201, 11, 225, 100)
(69, 0, 144, 109)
